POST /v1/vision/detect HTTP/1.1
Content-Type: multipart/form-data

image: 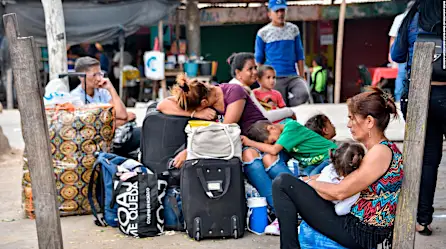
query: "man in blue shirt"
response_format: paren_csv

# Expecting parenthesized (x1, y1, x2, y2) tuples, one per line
(71, 56, 140, 157)
(255, 0, 309, 107)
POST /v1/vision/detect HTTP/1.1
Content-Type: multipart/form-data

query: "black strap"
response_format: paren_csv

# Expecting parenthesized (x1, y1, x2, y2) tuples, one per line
(196, 167, 231, 199)
(88, 160, 107, 227)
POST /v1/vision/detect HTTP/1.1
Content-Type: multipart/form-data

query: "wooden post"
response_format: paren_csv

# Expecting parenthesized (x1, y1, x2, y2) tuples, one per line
(6, 68, 13, 109)
(3, 13, 63, 249)
(186, 0, 200, 57)
(118, 30, 125, 100)
(158, 20, 168, 99)
(334, 0, 346, 104)
(41, 0, 68, 87)
(392, 42, 435, 249)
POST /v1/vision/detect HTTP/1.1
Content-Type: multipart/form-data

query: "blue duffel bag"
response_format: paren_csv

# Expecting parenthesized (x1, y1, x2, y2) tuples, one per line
(299, 220, 347, 249)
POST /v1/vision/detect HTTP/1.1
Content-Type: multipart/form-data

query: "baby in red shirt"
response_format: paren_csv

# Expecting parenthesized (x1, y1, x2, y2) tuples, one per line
(253, 65, 286, 111)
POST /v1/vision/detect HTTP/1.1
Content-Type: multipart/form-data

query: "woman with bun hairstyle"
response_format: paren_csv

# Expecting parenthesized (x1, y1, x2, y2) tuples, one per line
(157, 73, 294, 219)
(272, 87, 404, 249)
(227, 52, 296, 122)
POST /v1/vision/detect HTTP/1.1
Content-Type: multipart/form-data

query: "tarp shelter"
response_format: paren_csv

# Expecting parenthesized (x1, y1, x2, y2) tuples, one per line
(1, 0, 180, 45)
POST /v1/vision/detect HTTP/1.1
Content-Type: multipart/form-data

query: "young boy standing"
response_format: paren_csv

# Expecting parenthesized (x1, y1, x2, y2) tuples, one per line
(243, 120, 337, 176)
(254, 0, 309, 107)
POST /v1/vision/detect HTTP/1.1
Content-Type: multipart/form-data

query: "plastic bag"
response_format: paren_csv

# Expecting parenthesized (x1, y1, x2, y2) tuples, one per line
(43, 78, 83, 106)
(299, 220, 347, 249)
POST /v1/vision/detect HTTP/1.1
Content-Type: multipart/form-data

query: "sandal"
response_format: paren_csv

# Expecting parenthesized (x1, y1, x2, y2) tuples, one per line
(416, 223, 433, 236)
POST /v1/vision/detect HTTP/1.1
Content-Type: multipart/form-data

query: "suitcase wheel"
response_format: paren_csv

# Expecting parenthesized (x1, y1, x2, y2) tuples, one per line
(193, 217, 201, 241)
(195, 231, 201, 241)
(231, 215, 240, 239)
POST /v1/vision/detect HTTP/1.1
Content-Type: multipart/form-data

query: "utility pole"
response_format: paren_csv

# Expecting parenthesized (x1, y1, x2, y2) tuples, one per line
(186, 0, 200, 57)
(41, 0, 68, 88)
(334, 0, 346, 103)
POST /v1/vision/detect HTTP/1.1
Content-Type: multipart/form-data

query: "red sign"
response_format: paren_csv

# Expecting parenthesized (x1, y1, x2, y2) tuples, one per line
(319, 20, 333, 35)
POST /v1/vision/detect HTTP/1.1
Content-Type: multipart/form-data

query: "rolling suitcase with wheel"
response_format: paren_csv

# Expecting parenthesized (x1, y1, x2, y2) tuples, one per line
(181, 158, 246, 241)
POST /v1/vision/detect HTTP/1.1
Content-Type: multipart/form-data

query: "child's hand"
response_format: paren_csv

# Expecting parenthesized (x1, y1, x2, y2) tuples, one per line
(241, 135, 253, 147)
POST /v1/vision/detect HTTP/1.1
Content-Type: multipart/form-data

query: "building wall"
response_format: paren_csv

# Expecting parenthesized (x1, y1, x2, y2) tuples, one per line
(339, 17, 394, 101)
(201, 24, 263, 82)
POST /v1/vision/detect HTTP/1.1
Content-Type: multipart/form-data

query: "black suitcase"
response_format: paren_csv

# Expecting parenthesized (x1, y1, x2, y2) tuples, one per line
(181, 158, 246, 241)
(140, 110, 190, 174)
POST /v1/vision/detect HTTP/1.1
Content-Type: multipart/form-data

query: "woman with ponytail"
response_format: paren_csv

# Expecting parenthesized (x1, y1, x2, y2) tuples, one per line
(391, 0, 445, 235)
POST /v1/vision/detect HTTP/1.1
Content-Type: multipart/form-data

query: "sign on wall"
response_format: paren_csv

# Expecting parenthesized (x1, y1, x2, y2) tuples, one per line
(144, 51, 165, 80)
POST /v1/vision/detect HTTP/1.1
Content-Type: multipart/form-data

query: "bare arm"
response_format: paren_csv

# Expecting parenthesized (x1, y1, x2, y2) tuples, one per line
(241, 136, 283, 156)
(308, 144, 392, 201)
(223, 99, 245, 124)
(102, 79, 128, 121)
(297, 60, 305, 79)
(249, 92, 294, 122)
(157, 97, 216, 120)
(389, 36, 396, 63)
(157, 97, 193, 117)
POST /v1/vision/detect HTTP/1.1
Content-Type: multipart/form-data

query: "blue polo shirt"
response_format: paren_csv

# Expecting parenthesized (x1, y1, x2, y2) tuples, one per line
(70, 84, 112, 104)
(255, 22, 305, 77)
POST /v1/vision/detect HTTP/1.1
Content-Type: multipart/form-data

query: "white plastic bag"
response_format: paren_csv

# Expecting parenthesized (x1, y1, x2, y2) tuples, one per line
(43, 78, 83, 106)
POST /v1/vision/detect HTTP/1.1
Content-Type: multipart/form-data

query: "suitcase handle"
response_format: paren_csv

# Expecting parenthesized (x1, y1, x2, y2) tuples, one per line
(196, 167, 231, 199)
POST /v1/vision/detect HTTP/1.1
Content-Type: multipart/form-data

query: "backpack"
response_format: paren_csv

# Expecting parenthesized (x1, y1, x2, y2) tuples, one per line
(88, 152, 146, 227)
(407, 23, 445, 82)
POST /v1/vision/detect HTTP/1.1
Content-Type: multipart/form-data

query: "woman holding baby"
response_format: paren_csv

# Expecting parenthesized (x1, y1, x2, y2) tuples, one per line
(273, 88, 404, 249)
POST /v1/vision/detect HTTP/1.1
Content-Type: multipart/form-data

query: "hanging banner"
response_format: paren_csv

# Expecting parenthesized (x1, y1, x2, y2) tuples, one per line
(144, 51, 165, 80)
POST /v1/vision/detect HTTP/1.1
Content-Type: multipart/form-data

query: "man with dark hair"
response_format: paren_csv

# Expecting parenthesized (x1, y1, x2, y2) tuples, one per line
(71, 56, 140, 157)
(255, 0, 309, 107)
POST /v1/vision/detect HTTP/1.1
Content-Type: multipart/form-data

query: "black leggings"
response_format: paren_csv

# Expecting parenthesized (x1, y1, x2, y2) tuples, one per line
(401, 85, 446, 225)
(272, 173, 364, 249)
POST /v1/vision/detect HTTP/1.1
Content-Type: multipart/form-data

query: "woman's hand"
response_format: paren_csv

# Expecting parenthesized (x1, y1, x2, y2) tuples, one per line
(241, 135, 254, 147)
(173, 149, 187, 168)
(195, 108, 216, 120)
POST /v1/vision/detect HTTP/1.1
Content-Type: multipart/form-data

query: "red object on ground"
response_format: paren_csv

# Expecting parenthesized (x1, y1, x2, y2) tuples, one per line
(369, 67, 399, 86)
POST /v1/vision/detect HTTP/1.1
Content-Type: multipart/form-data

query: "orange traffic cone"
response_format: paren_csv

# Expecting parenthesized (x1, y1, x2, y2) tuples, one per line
(153, 37, 160, 51)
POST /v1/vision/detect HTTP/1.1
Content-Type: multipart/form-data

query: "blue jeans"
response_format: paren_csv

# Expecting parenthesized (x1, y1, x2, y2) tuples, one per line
(301, 159, 330, 176)
(394, 63, 406, 102)
(243, 150, 292, 212)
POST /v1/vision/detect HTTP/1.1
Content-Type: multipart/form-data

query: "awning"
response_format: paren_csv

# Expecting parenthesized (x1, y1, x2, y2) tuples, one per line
(3, 0, 180, 46)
